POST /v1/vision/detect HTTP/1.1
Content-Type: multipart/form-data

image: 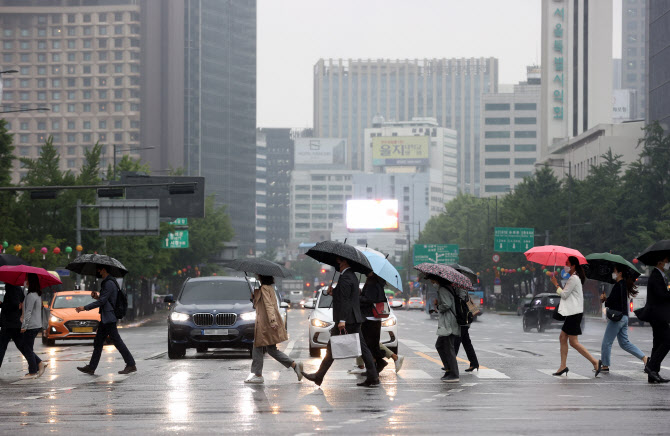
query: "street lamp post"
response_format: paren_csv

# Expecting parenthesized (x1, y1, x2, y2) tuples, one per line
(112, 145, 155, 179)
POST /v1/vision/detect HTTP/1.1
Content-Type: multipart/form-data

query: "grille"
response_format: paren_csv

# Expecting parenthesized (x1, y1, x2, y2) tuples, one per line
(193, 313, 214, 326)
(216, 313, 237, 326)
(64, 320, 98, 331)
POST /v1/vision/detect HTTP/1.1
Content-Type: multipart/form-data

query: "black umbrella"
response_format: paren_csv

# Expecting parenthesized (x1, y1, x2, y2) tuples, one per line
(0, 254, 30, 267)
(637, 240, 670, 266)
(224, 258, 292, 278)
(66, 253, 128, 278)
(449, 263, 477, 283)
(306, 240, 372, 275)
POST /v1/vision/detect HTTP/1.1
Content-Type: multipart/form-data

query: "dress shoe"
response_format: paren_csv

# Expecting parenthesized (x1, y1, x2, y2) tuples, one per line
(594, 360, 603, 378)
(552, 367, 569, 376)
(658, 376, 670, 383)
(77, 365, 95, 375)
(356, 378, 379, 387)
(302, 372, 323, 386)
(118, 365, 137, 375)
(648, 376, 660, 384)
(465, 365, 479, 372)
(644, 365, 662, 383)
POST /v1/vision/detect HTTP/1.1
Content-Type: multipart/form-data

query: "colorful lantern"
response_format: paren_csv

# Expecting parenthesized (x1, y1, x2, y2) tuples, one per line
(14, 244, 22, 253)
(76, 244, 83, 252)
(53, 247, 61, 255)
(41, 247, 48, 260)
(65, 246, 72, 258)
(632, 258, 639, 264)
(29, 247, 35, 254)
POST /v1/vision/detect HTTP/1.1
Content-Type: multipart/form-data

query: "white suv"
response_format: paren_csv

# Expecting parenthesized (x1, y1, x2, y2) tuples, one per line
(305, 284, 400, 357)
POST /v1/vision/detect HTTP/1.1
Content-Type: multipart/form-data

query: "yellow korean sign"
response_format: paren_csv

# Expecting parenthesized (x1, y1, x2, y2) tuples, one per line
(372, 136, 430, 166)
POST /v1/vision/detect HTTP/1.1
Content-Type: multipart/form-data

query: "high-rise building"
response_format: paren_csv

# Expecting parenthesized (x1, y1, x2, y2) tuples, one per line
(313, 58, 498, 195)
(646, 1, 670, 129)
(540, 0, 612, 156)
(0, 0, 143, 183)
(183, 0, 257, 255)
(258, 128, 294, 256)
(255, 131, 267, 254)
(622, 0, 646, 120)
(480, 66, 541, 197)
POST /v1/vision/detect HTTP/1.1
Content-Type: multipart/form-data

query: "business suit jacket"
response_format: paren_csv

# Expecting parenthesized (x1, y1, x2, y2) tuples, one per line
(0, 284, 24, 329)
(359, 277, 386, 318)
(646, 268, 670, 324)
(333, 268, 364, 325)
(84, 276, 119, 324)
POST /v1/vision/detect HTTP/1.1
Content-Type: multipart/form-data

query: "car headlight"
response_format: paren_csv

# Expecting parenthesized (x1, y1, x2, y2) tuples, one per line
(239, 311, 256, 321)
(310, 318, 331, 328)
(170, 312, 189, 322)
(50, 315, 63, 323)
(381, 317, 396, 327)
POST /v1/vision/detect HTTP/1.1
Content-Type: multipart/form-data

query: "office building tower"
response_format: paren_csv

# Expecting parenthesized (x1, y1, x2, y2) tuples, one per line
(646, 1, 670, 129)
(540, 0, 612, 156)
(622, 0, 646, 120)
(314, 58, 498, 195)
(256, 131, 267, 254)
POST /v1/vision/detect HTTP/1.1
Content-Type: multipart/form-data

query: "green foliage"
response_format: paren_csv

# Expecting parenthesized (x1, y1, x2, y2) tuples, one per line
(0, 119, 15, 187)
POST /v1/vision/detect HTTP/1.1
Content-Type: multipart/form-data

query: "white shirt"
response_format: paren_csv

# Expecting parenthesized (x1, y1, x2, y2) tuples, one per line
(557, 274, 584, 316)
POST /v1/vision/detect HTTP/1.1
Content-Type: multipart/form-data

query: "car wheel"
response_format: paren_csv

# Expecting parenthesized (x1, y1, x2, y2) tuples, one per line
(537, 318, 545, 333)
(168, 334, 186, 359)
(523, 317, 531, 332)
(309, 346, 321, 357)
(42, 335, 55, 346)
(196, 346, 208, 353)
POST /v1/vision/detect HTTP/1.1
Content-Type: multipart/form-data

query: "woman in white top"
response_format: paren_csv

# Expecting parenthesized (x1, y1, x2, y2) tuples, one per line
(549, 256, 601, 377)
(21, 273, 47, 378)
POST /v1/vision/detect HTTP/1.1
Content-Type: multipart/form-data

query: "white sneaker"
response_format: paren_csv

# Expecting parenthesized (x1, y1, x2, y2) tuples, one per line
(23, 373, 38, 379)
(394, 356, 405, 373)
(244, 374, 264, 384)
(294, 362, 304, 381)
(348, 367, 366, 374)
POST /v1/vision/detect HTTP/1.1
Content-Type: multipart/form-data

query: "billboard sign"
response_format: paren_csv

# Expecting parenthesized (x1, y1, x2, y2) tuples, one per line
(98, 199, 160, 236)
(612, 89, 632, 121)
(413, 244, 459, 265)
(294, 138, 347, 166)
(122, 174, 205, 219)
(346, 199, 399, 231)
(372, 136, 429, 166)
(162, 230, 189, 249)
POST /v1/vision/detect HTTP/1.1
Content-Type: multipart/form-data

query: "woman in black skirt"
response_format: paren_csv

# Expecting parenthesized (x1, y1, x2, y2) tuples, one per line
(550, 256, 601, 377)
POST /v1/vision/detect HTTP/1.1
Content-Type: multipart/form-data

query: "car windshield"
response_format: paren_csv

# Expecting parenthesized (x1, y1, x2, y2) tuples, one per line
(179, 280, 251, 303)
(318, 293, 333, 308)
(53, 294, 96, 309)
(636, 276, 649, 286)
(547, 297, 560, 306)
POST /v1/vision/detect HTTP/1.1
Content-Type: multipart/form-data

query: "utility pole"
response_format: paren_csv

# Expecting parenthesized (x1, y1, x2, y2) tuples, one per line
(568, 161, 572, 247)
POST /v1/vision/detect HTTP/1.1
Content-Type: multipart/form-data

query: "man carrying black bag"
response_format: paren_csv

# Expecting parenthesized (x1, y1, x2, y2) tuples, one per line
(75, 264, 137, 375)
(641, 256, 670, 384)
(302, 257, 379, 387)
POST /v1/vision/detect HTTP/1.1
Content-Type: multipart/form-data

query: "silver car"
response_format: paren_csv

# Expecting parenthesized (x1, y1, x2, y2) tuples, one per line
(305, 284, 400, 357)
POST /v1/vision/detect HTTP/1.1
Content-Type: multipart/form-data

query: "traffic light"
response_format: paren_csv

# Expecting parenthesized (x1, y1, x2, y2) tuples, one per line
(321, 268, 326, 274)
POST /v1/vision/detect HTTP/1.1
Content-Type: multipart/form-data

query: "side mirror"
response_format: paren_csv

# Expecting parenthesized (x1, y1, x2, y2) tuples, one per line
(164, 295, 174, 304)
(523, 303, 530, 308)
(322, 288, 330, 296)
(280, 302, 289, 309)
(304, 301, 315, 309)
(390, 300, 403, 309)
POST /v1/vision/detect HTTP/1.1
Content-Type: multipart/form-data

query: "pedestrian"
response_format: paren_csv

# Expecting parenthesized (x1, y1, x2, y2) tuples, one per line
(641, 256, 670, 384)
(75, 264, 136, 375)
(245, 274, 303, 384)
(349, 343, 405, 374)
(430, 276, 461, 383)
(599, 267, 647, 373)
(550, 256, 601, 377)
(454, 322, 479, 373)
(359, 272, 387, 373)
(302, 256, 380, 387)
(20, 273, 47, 378)
(0, 283, 32, 375)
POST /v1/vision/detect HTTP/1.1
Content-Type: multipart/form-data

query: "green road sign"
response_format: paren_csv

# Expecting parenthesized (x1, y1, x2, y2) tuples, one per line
(162, 230, 189, 248)
(413, 244, 459, 265)
(494, 227, 534, 252)
(169, 218, 188, 227)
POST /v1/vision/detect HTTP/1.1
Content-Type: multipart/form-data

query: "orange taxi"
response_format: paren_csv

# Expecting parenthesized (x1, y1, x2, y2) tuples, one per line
(42, 290, 100, 346)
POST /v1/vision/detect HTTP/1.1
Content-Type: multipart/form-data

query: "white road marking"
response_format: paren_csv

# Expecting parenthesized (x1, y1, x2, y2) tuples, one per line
(22, 396, 42, 400)
(537, 369, 589, 379)
(282, 340, 296, 356)
(448, 388, 463, 392)
(396, 369, 432, 379)
(461, 383, 478, 387)
(610, 370, 648, 381)
(476, 348, 515, 358)
(399, 339, 434, 353)
(474, 369, 510, 379)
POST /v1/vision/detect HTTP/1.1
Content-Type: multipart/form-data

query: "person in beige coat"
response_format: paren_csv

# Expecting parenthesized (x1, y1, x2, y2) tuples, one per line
(245, 275, 303, 384)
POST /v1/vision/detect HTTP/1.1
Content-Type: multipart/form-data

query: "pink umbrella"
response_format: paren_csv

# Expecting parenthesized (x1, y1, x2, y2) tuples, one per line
(0, 265, 62, 288)
(524, 245, 587, 267)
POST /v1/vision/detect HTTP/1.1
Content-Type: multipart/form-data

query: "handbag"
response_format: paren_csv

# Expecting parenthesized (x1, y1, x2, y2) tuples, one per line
(372, 301, 390, 319)
(552, 304, 566, 321)
(606, 284, 625, 322)
(634, 305, 650, 322)
(330, 331, 362, 359)
(466, 297, 481, 317)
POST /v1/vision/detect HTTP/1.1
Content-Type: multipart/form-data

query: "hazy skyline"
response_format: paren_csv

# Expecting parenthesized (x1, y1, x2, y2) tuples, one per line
(258, 0, 622, 128)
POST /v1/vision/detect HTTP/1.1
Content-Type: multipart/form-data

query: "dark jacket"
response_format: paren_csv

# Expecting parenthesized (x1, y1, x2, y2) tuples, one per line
(359, 276, 386, 318)
(645, 268, 670, 324)
(333, 268, 364, 325)
(84, 276, 119, 324)
(0, 284, 24, 329)
(605, 281, 628, 315)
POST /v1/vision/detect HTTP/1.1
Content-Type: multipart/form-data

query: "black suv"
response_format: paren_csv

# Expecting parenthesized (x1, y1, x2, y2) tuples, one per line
(165, 276, 258, 359)
(522, 293, 585, 333)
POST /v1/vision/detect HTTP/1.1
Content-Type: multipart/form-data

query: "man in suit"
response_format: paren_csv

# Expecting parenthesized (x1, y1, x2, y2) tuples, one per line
(75, 265, 136, 375)
(303, 257, 380, 387)
(644, 256, 670, 384)
(0, 284, 31, 370)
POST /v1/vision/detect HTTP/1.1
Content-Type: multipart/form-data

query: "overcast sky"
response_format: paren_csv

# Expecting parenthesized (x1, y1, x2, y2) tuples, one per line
(257, 0, 621, 128)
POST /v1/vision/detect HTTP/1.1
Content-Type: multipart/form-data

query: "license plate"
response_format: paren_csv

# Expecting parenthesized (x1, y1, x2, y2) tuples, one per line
(203, 329, 228, 336)
(72, 327, 93, 333)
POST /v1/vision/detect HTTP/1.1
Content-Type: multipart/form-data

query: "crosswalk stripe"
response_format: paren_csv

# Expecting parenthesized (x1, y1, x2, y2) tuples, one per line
(396, 370, 432, 379)
(537, 369, 589, 379)
(474, 369, 510, 379)
(609, 370, 648, 381)
(400, 339, 434, 353)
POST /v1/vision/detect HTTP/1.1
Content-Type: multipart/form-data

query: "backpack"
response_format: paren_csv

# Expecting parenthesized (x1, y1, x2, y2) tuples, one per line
(449, 288, 473, 326)
(106, 277, 128, 320)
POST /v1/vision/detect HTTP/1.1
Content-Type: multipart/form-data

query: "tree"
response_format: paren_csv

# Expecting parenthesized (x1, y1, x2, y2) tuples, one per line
(0, 119, 15, 187)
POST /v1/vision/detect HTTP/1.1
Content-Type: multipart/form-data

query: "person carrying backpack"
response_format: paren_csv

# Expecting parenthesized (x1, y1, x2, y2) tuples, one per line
(75, 264, 136, 375)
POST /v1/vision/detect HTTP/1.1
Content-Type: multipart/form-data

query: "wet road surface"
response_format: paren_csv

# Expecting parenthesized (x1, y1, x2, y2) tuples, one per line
(0, 309, 668, 434)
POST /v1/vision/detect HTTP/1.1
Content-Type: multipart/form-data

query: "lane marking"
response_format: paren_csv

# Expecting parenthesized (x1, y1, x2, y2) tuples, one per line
(282, 340, 296, 357)
(474, 369, 510, 379)
(395, 369, 432, 379)
(537, 369, 589, 379)
(401, 339, 434, 353)
(476, 348, 515, 358)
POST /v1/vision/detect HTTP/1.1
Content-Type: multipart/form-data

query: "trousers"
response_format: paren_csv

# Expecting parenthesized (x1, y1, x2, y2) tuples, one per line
(361, 320, 384, 364)
(600, 316, 645, 367)
(648, 321, 670, 373)
(316, 323, 378, 382)
(0, 327, 30, 368)
(21, 328, 43, 374)
(436, 335, 459, 378)
(453, 325, 479, 367)
(89, 322, 135, 370)
(251, 344, 293, 375)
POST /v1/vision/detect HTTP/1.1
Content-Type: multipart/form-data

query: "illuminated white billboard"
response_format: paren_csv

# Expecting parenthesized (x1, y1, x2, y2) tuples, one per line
(346, 199, 399, 232)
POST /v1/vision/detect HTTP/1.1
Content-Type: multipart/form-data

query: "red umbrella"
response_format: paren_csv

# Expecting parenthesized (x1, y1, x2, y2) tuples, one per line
(524, 245, 587, 267)
(0, 265, 62, 288)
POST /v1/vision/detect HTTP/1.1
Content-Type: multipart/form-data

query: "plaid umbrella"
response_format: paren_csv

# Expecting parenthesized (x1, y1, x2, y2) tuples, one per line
(637, 240, 670, 266)
(306, 240, 372, 275)
(414, 263, 473, 291)
(0, 254, 30, 267)
(585, 252, 641, 284)
(66, 253, 128, 278)
(224, 258, 292, 278)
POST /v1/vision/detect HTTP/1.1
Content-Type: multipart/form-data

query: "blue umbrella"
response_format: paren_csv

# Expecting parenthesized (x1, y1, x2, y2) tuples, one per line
(355, 246, 403, 291)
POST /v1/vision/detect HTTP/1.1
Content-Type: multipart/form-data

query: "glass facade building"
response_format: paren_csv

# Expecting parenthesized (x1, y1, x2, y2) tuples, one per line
(646, 1, 670, 129)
